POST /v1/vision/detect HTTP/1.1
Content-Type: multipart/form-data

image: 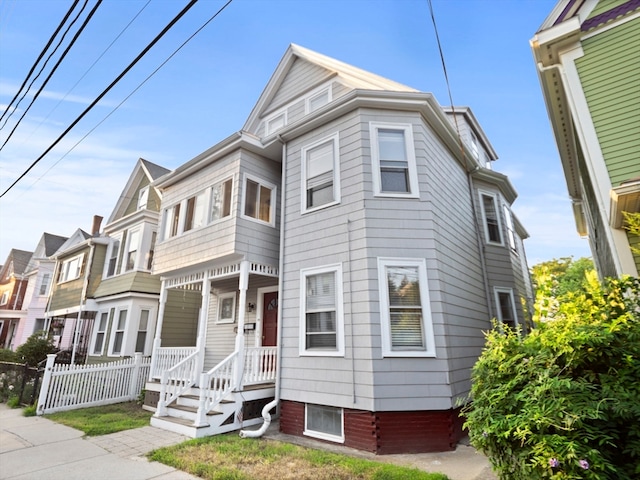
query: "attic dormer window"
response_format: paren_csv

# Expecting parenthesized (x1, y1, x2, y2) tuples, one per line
(306, 87, 330, 113)
(265, 111, 287, 136)
(137, 186, 149, 210)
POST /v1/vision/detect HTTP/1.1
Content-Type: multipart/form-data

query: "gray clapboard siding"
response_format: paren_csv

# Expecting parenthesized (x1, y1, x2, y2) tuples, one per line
(267, 58, 333, 114)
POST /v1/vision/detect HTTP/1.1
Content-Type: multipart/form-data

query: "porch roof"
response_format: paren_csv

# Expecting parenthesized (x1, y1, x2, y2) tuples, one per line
(162, 261, 278, 290)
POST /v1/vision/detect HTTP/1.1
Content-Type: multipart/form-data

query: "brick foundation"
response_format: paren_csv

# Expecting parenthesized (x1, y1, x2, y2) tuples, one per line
(279, 400, 465, 454)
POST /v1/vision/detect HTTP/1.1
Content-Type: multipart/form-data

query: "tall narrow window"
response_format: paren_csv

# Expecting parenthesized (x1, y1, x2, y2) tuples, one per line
(470, 132, 479, 160)
(135, 310, 150, 353)
(210, 178, 233, 222)
(106, 237, 121, 277)
(137, 186, 149, 210)
(495, 288, 518, 330)
(92, 311, 110, 355)
(39, 273, 51, 296)
(480, 192, 503, 245)
(302, 134, 339, 211)
(378, 258, 435, 357)
(300, 265, 344, 356)
(125, 230, 140, 271)
(503, 205, 517, 252)
(184, 192, 206, 232)
(243, 177, 275, 225)
(370, 123, 419, 197)
(0, 292, 8, 305)
(146, 232, 157, 270)
(111, 310, 127, 355)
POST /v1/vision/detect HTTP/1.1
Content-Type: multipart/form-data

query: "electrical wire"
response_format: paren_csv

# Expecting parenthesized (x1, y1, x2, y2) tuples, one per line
(5, 0, 234, 199)
(0, 0, 87, 130)
(0, 0, 104, 152)
(0, 0, 202, 199)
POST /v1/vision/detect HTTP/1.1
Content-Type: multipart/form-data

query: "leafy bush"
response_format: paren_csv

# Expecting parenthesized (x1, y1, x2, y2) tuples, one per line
(0, 349, 18, 363)
(15, 332, 56, 366)
(463, 276, 640, 479)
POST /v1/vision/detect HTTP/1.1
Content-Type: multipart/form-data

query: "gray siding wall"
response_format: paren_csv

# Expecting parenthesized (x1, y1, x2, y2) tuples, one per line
(267, 58, 333, 114)
(154, 150, 280, 275)
(279, 107, 491, 412)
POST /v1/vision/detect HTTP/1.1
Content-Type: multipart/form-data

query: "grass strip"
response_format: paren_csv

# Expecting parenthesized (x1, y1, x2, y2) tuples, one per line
(47, 401, 152, 436)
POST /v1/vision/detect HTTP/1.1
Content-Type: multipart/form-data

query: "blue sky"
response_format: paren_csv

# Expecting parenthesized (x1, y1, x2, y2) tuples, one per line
(0, 0, 592, 265)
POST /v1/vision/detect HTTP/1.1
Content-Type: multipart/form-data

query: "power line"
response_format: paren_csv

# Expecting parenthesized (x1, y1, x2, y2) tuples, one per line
(0, 0, 201, 199)
(0, 0, 84, 128)
(0, 0, 103, 152)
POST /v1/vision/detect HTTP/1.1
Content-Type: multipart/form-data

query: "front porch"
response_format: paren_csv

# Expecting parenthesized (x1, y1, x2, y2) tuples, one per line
(144, 260, 279, 438)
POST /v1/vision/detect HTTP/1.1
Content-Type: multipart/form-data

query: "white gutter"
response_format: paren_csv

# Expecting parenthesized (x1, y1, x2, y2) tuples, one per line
(240, 136, 287, 438)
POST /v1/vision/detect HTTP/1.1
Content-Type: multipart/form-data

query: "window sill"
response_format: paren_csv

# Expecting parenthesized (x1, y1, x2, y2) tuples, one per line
(303, 429, 345, 444)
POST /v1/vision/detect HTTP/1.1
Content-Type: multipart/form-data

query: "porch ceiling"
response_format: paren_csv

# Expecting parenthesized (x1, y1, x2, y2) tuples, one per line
(163, 261, 279, 290)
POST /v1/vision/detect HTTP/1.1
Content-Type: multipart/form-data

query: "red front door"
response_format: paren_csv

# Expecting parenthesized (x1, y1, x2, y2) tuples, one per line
(262, 291, 278, 346)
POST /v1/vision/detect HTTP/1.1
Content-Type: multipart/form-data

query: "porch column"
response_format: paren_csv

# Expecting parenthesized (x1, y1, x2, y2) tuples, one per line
(195, 278, 210, 380)
(70, 312, 82, 364)
(149, 280, 167, 381)
(234, 260, 250, 388)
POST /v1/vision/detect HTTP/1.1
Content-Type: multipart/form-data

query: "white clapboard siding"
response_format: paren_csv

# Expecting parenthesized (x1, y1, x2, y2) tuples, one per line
(37, 353, 150, 415)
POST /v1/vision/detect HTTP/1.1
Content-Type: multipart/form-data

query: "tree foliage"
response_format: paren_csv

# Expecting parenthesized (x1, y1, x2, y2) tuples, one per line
(463, 276, 640, 479)
(15, 332, 56, 366)
(623, 211, 640, 255)
(531, 257, 595, 322)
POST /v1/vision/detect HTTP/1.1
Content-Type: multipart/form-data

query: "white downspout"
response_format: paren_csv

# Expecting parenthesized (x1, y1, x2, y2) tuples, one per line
(240, 137, 287, 438)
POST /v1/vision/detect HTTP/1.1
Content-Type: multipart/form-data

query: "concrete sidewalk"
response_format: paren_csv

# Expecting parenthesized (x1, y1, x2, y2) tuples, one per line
(0, 403, 496, 480)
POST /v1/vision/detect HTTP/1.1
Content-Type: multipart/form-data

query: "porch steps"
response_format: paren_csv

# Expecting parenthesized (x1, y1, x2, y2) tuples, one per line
(149, 384, 275, 438)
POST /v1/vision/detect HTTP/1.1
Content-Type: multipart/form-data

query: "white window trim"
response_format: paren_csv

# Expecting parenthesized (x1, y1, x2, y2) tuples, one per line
(240, 173, 277, 227)
(264, 108, 288, 136)
(377, 257, 436, 358)
(299, 263, 345, 357)
(300, 132, 341, 214)
(108, 308, 129, 357)
(216, 292, 236, 324)
(137, 186, 149, 210)
(135, 306, 155, 355)
(104, 233, 123, 278)
(89, 310, 111, 357)
(208, 175, 234, 224)
(369, 122, 420, 198)
(122, 227, 141, 272)
(503, 204, 518, 254)
(304, 404, 345, 443)
(494, 287, 519, 329)
(0, 291, 8, 306)
(58, 253, 84, 284)
(304, 84, 333, 114)
(39, 273, 51, 296)
(479, 190, 504, 246)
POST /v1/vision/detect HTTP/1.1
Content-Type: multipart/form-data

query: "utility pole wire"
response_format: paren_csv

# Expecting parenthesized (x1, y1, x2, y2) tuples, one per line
(0, 0, 83, 127)
(0, 0, 103, 151)
(0, 0, 200, 199)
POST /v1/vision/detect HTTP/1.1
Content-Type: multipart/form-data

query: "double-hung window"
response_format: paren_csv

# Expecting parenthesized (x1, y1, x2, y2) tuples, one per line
(137, 186, 149, 210)
(125, 229, 140, 271)
(494, 287, 518, 330)
(135, 310, 150, 353)
(39, 273, 51, 296)
(91, 310, 111, 355)
(163, 204, 181, 240)
(479, 191, 503, 245)
(301, 133, 339, 212)
(370, 123, 419, 197)
(210, 178, 233, 222)
(106, 235, 122, 277)
(300, 264, 344, 356)
(503, 205, 517, 253)
(184, 192, 206, 232)
(110, 309, 128, 355)
(59, 254, 84, 283)
(242, 175, 276, 226)
(378, 258, 435, 357)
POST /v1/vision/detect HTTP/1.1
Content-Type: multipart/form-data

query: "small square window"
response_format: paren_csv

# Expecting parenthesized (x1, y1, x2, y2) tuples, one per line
(266, 112, 286, 135)
(217, 292, 236, 324)
(305, 404, 344, 443)
(306, 87, 331, 113)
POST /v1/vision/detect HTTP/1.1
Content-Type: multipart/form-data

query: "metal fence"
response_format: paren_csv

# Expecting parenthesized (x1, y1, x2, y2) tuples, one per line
(0, 361, 44, 406)
(37, 353, 150, 415)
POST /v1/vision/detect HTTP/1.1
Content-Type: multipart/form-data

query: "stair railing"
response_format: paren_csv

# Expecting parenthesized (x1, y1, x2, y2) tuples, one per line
(155, 349, 199, 417)
(195, 351, 238, 426)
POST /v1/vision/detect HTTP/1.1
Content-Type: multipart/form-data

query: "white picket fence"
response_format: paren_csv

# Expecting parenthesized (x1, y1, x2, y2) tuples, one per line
(37, 353, 151, 415)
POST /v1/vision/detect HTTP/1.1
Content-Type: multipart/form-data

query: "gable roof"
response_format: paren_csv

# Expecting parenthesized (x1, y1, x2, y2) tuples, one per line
(0, 248, 34, 281)
(53, 229, 91, 259)
(107, 158, 170, 225)
(243, 44, 418, 131)
(25, 232, 69, 273)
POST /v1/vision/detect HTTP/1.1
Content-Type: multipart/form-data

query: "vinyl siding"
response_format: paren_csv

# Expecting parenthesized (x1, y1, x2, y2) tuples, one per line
(153, 150, 280, 275)
(93, 271, 161, 298)
(279, 107, 492, 412)
(86, 245, 106, 297)
(586, 0, 631, 19)
(48, 246, 93, 311)
(123, 177, 151, 217)
(159, 289, 199, 347)
(266, 58, 333, 114)
(575, 18, 640, 186)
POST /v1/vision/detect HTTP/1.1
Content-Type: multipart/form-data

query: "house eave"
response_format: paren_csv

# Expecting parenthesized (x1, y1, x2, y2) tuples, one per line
(104, 209, 160, 234)
(610, 179, 640, 229)
(471, 168, 518, 204)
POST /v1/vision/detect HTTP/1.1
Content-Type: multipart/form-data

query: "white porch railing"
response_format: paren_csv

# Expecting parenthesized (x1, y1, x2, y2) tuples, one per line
(150, 346, 197, 380)
(195, 351, 238, 426)
(243, 347, 277, 385)
(155, 350, 199, 417)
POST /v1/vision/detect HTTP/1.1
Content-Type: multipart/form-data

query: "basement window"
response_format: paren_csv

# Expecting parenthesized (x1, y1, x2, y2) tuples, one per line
(304, 404, 344, 443)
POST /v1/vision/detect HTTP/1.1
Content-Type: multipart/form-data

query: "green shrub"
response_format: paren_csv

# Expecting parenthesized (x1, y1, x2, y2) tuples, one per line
(0, 349, 18, 363)
(15, 332, 56, 366)
(463, 276, 640, 480)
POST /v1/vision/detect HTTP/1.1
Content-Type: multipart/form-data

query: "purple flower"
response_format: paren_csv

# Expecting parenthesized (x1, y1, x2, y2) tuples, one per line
(579, 459, 589, 470)
(549, 458, 559, 468)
